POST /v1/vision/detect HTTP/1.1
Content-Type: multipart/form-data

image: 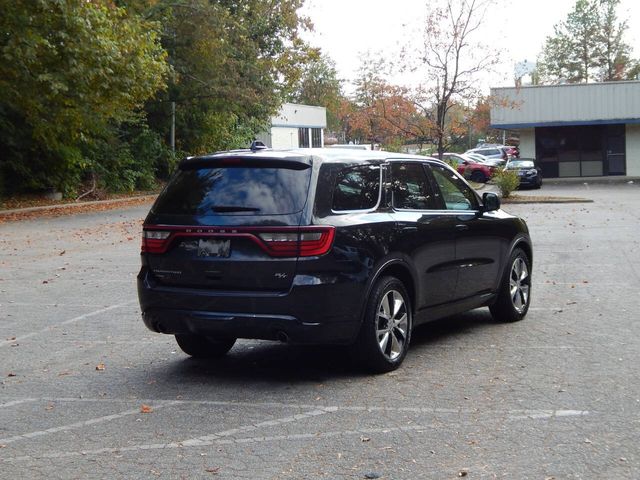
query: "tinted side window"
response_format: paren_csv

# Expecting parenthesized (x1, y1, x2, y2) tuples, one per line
(332, 165, 381, 211)
(479, 148, 500, 156)
(430, 165, 479, 211)
(391, 162, 435, 210)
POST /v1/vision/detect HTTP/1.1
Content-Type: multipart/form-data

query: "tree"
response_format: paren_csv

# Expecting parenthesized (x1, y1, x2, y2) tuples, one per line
(143, 0, 312, 154)
(596, 0, 633, 81)
(290, 53, 344, 131)
(344, 57, 432, 149)
(537, 0, 636, 83)
(0, 0, 168, 194)
(402, 0, 498, 158)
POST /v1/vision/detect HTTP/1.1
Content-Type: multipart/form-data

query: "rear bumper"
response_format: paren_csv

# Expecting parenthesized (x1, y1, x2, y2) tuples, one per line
(517, 175, 540, 186)
(137, 268, 363, 345)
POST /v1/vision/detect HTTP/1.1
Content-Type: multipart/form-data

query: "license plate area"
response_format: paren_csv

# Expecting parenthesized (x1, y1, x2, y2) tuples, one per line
(197, 239, 231, 258)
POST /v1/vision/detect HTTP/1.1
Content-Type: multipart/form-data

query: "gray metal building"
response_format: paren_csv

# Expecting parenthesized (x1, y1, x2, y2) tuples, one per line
(490, 81, 640, 178)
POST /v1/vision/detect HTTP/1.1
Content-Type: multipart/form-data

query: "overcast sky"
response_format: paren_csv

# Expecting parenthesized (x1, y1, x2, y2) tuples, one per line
(300, 0, 640, 92)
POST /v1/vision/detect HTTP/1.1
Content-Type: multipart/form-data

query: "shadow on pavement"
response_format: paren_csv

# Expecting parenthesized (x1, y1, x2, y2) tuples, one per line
(142, 308, 501, 388)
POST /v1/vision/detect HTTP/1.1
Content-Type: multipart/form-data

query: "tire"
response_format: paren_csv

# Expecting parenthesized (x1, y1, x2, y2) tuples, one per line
(470, 170, 486, 183)
(353, 276, 412, 373)
(489, 248, 531, 322)
(175, 334, 236, 358)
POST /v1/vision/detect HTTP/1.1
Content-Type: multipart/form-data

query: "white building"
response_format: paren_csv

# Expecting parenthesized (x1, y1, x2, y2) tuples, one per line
(257, 103, 327, 149)
(491, 81, 640, 178)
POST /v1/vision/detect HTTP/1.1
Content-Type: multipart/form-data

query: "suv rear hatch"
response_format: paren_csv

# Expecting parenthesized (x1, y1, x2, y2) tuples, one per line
(142, 155, 334, 292)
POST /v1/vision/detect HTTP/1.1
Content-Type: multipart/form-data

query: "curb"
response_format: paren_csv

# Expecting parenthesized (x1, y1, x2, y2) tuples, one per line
(502, 197, 593, 204)
(0, 194, 157, 218)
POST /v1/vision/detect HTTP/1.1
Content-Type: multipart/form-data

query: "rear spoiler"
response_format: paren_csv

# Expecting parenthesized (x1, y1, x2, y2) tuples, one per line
(179, 155, 312, 171)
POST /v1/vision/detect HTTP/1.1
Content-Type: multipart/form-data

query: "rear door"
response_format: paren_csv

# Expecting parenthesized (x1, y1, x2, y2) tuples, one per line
(143, 157, 313, 292)
(389, 161, 457, 308)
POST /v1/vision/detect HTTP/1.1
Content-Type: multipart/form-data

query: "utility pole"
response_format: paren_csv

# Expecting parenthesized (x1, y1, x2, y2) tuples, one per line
(170, 101, 176, 153)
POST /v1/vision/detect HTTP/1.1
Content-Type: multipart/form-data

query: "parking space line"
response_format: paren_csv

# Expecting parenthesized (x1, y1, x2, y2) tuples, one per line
(1, 303, 129, 308)
(0, 301, 136, 348)
(1, 396, 590, 419)
(1, 414, 590, 463)
(0, 399, 36, 409)
(180, 406, 337, 447)
(0, 401, 180, 445)
(1, 407, 337, 462)
(508, 409, 589, 420)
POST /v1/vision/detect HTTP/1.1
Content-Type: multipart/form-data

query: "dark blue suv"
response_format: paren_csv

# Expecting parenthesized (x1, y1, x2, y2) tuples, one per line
(138, 148, 532, 372)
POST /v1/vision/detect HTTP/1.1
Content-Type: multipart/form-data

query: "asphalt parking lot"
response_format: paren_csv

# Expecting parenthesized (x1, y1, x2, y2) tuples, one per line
(1, 183, 639, 479)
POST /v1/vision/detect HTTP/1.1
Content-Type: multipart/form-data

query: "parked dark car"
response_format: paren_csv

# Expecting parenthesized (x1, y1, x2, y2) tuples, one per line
(440, 153, 496, 183)
(138, 148, 533, 372)
(505, 158, 542, 189)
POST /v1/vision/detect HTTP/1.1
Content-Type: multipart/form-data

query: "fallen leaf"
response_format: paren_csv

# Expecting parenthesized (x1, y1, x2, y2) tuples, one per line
(360, 436, 371, 442)
(59, 250, 66, 256)
(6, 337, 16, 341)
(58, 371, 71, 377)
(205, 467, 220, 474)
(364, 473, 380, 479)
(7, 373, 16, 377)
(0, 444, 6, 448)
(95, 363, 105, 371)
(459, 470, 468, 477)
(45, 404, 54, 411)
(140, 404, 153, 414)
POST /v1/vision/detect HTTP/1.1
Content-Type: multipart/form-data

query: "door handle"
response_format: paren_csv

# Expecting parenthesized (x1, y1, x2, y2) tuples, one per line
(455, 224, 469, 231)
(401, 226, 418, 232)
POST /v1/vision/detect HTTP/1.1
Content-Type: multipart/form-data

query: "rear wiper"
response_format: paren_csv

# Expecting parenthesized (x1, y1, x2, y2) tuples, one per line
(210, 205, 261, 213)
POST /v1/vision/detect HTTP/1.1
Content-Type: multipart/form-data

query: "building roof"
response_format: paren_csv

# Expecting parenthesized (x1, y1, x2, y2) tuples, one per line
(490, 80, 640, 129)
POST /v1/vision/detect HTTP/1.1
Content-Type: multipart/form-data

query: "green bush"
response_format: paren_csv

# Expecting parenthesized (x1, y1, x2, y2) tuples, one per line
(492, 169, 520, 198)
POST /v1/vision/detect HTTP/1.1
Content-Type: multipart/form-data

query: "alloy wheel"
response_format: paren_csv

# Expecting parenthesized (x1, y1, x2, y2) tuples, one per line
(510, 257, 530, 313)
(376, 290, 409, 361)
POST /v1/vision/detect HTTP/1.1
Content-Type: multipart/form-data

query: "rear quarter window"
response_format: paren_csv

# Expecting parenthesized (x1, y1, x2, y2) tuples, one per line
(153, 166, 311, 215)
(332, 165, 381, 211)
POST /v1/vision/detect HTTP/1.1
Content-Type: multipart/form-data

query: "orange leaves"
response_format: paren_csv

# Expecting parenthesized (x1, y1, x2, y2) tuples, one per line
(140, 404, 153, 414)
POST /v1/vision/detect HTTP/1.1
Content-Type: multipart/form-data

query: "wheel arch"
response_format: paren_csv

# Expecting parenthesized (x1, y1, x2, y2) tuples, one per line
(513, 236, 533, 266)
(495, 235, 533, 292)
(359, 258, 418, 325)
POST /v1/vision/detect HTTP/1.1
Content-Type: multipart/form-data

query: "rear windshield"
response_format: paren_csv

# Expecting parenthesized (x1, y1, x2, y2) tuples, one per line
(153, 166, 312, 215)
(507, 160, 535, 168)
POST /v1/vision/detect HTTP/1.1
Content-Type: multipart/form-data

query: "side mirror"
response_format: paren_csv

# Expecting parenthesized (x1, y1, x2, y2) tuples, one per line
(482, 192, 500, 212)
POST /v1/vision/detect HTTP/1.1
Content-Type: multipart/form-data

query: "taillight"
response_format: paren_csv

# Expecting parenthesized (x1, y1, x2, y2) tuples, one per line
(257, 232, 300, 256)
(258, 228, 335, 257)
(299, 229, 335, 256)
(141, 230, 172, 254)
(141, 226, 335, 257)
